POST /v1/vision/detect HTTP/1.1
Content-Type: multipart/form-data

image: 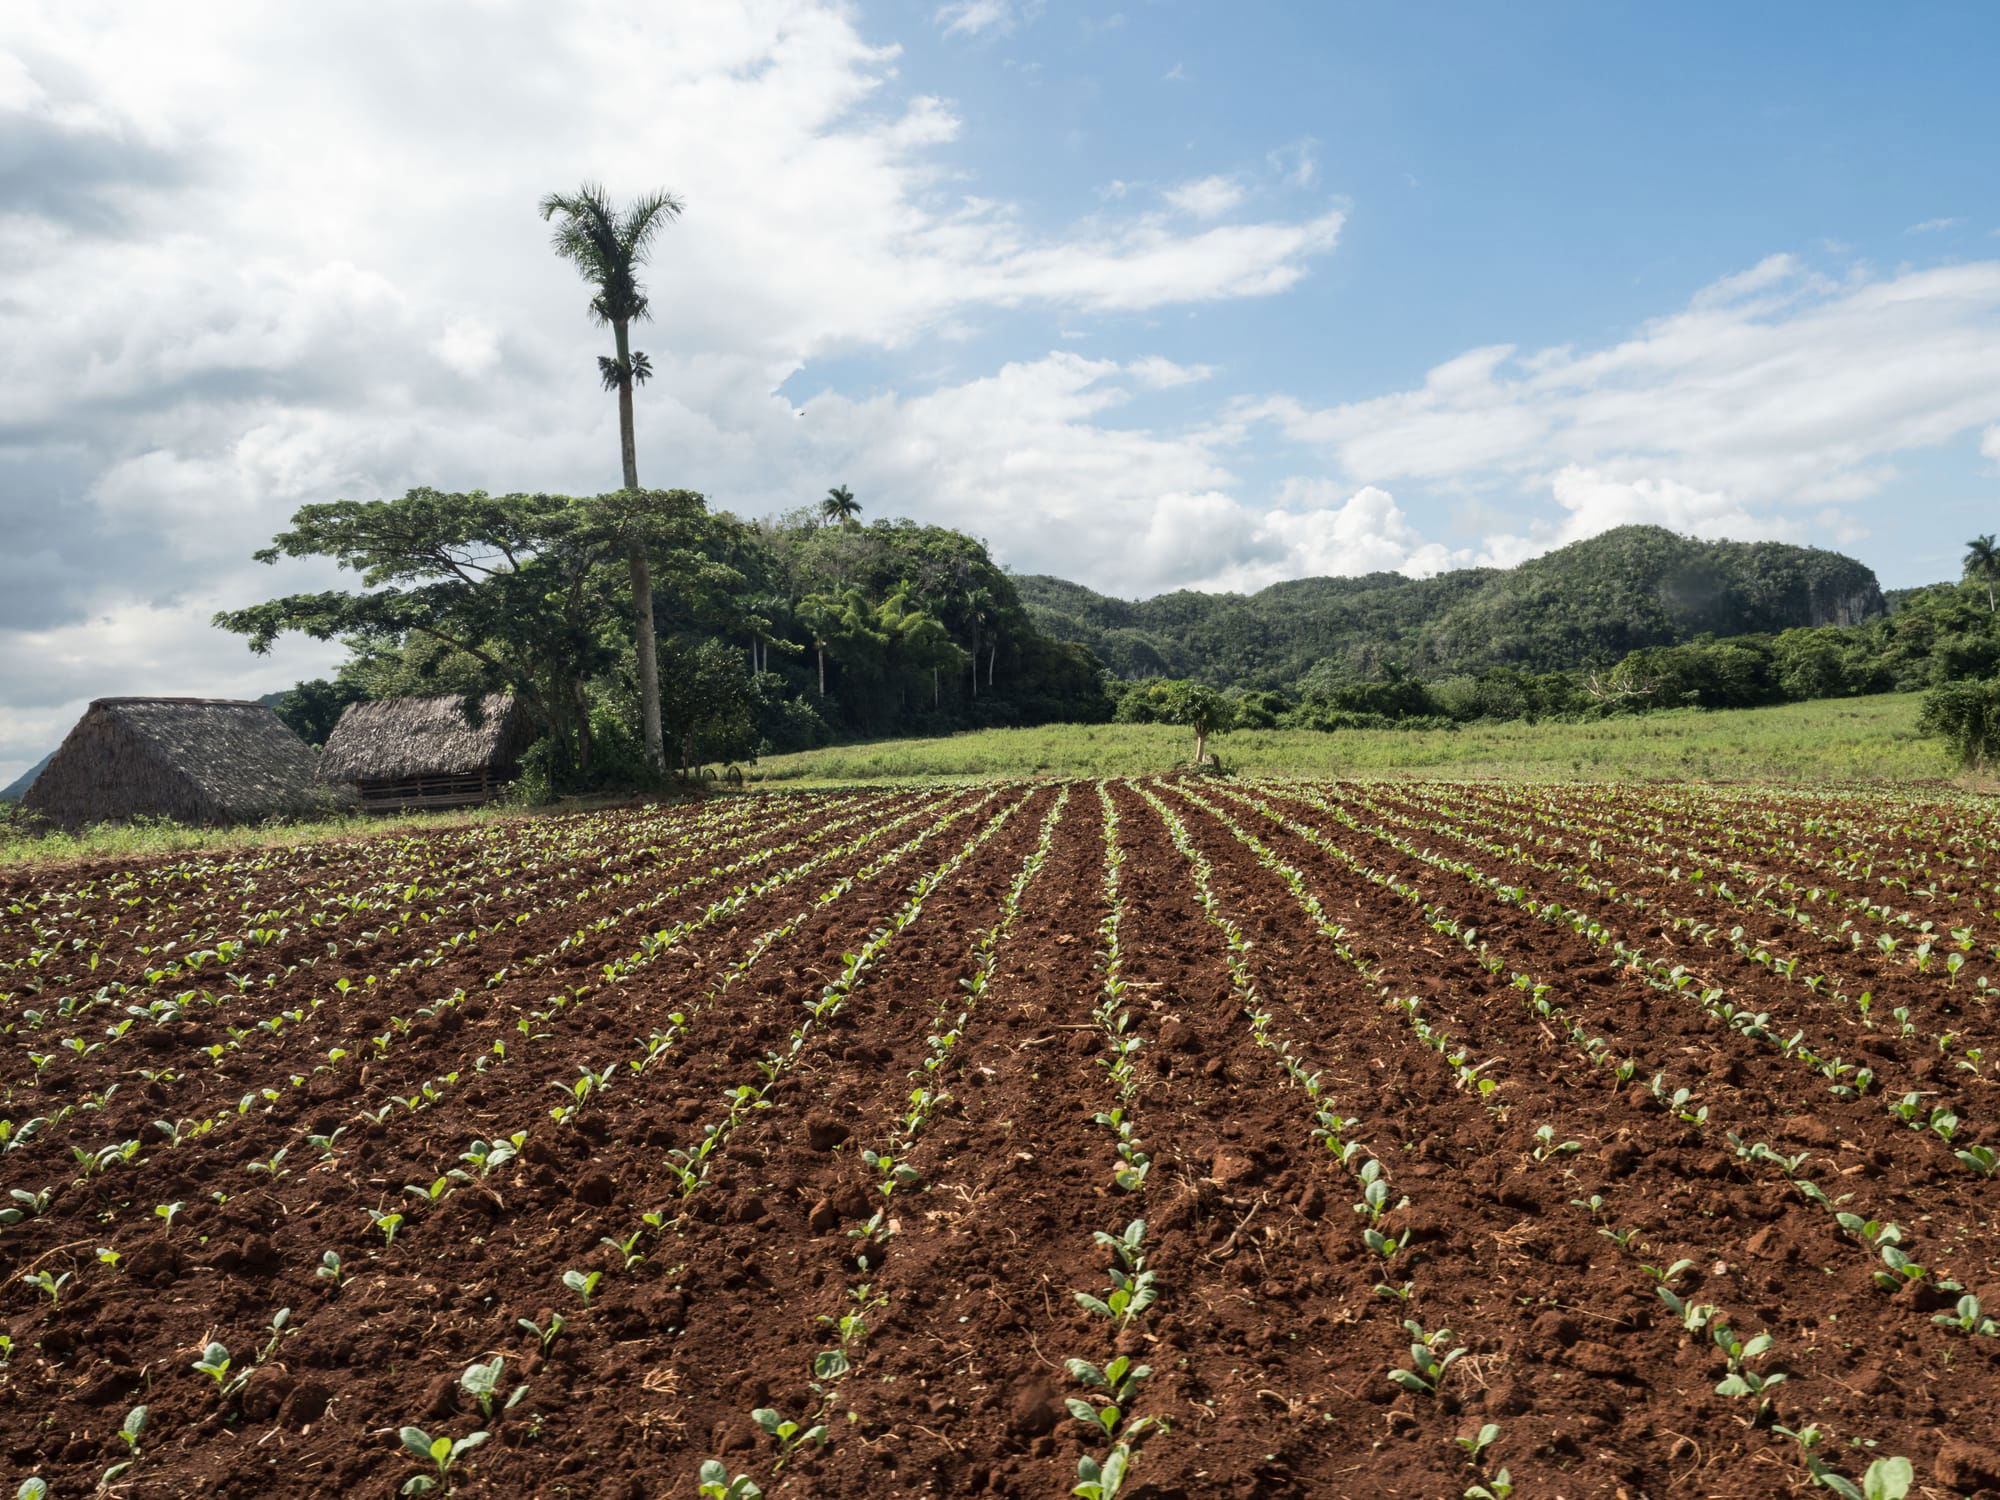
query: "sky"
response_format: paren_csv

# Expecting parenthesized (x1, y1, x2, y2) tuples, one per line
(4, 0, 2000, 784)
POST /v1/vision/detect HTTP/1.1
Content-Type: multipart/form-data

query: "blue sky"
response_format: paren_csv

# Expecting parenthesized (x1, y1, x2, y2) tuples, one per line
(3, 0, 1999, 782)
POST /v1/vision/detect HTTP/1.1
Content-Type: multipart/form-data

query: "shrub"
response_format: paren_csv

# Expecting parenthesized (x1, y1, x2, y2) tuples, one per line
(1918, 677, 2000, 768)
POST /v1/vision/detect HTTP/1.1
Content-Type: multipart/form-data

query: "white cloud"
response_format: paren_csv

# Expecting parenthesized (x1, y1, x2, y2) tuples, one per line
(1163, 62, 1185, 82)
(1163, 175, 1246, 220)
(935, 0, 1041, 37)
(433, 317, 501, 378)
(1252, 255, 2000, 528)
(1266, 138, 1317, 189)
(0, 1, 1352, 782)
(1908, 217, 1962, 234)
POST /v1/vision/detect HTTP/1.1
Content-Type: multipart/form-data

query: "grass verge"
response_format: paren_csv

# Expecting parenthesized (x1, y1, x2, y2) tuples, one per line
(743, 692, 1954, 785)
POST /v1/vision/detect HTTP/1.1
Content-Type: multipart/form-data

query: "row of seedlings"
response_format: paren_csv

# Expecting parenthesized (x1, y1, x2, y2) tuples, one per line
(1206, 783, 1974, 1485)
(705, 786, 1076, 1496)
(1135, 783, 1509, 1496)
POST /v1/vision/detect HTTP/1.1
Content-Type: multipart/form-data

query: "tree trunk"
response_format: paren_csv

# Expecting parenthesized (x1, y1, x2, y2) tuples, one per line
(574, 678, 594, 778)
(614, 317, 665, 779)
(817, 642, 826, 696)
(932, 666, 939, 708)
(987, 644, 996, 687)
(1194, 727, 1206, 765)
(968, 622, 978, 698)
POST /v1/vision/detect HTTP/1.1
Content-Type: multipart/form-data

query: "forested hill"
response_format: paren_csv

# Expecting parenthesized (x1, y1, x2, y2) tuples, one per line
(1019, 525, 1885, 690)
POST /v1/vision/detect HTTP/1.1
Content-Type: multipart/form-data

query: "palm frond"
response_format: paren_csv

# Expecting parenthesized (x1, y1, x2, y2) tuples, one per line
(620, 192, 685, 260)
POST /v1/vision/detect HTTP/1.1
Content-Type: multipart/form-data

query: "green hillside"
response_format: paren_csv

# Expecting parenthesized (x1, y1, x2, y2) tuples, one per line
(1020, 524, 1884, 689)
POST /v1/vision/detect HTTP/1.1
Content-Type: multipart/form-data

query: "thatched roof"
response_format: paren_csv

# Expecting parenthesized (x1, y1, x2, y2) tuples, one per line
(318, 693, 534, 784)
(22, 697, 322, 830)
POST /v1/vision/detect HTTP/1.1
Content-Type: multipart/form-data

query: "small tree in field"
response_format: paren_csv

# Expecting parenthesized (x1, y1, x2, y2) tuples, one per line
(1163, 681, 1236, 766)
(1920, 678, 2000, 768)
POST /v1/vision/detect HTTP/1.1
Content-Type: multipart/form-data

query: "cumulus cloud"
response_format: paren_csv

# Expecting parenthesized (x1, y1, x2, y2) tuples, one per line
(0, 1, 1350, 782)
(1250, 254, 2000, 532)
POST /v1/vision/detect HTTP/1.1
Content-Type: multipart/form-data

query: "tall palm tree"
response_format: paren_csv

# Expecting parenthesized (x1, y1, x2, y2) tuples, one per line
(820, 485, 862, 527)
(1966, 534, 2000, 613)
(540, 181, 684, 775)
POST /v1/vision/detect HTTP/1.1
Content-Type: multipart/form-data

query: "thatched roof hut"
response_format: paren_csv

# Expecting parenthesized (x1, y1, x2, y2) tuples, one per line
(22, 697, 322, 830)
(318, 693, 535, 809)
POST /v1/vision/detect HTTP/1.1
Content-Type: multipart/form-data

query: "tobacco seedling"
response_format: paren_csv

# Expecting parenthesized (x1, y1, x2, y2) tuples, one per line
(259, 1308, 294, 1363)
(1388, 1322, 1465, 1395)
(1078, 1221, 1156, 1330)
(460, 1356, 529, 1420)
(370, 1208, 406, 1247)
(1933, 1293, 2000, 1337)
(1352, 1159, 1405, 1225)
(1655, 1284, 1717, 1334)
(1711, 1325, 1785, 1400)
(316, 1250, 346, 1287)
(1529, 1124, 1581, 1161)
(1456, 1423, 1499, 1465)
(1074, 1444, 1134, 1500)
(405, 1177, 452, 1206)
(154, 1201, 184, 1231)
(398, 1426, 489, 1495)
(1956, 1144, 1998, 1178)
(1065, 1355, 1156, 1441)
(1463, 1473, 1514, 1500)
(458, 1136, 520, 1179)
(600, 1230, 648, 1271)
(20, 1270, 69, 1310)
(751, 1406, 826, 1461)
(696, 1462, 763, 1500)
(562, 1269, 601, 1309)
(516, 1312, 565, 1353)
(191, 1341, 248, 1398)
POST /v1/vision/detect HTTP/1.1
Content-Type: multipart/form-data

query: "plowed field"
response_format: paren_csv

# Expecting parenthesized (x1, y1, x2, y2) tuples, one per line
(3, 779, 1998, 1499)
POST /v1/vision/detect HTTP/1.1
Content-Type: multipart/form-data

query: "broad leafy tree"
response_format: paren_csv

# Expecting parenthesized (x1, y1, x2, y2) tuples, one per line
(540, 181, 685, 775)
(216, 488, 706, 778)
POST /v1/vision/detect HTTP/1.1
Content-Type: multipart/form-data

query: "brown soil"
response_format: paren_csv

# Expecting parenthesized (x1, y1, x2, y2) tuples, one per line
(2, 781, 1997, 1499)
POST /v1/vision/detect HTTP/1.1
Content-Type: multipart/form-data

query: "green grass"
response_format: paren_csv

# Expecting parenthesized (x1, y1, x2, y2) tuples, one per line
(746, 692, 1953, 785)
(0, 692, 1956, 871)
(0, 796, 660, 872)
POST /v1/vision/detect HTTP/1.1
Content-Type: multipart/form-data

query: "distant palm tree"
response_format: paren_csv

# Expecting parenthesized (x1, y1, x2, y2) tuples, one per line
(820, 485, 862, 527)
(540, 181, 685, 774)
(1967, 534, 2000, 613)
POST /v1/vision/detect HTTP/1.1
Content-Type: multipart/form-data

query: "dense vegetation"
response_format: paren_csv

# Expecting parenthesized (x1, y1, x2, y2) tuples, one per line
(224, 490, 1105, 790)
(1022, 526, 1883, 689)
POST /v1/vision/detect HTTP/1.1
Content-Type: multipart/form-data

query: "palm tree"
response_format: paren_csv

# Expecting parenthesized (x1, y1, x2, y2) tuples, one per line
(1966, 534, 2000, 613)
(820, 485, 862, 528)
(540, 181, 684, 775)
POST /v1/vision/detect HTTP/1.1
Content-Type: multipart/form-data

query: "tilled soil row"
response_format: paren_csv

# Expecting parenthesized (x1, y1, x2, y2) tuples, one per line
(1265, 786, 2000, 1196)
(1351, 780, 2000, 1081)
(0, 790, 976, 1315)
(7, 781, 2000, 1500)
(1435, 779, 2000, 985)
(1501, 782, 2000, 940)
(1165, 780, 2000, 1497)
(0, 792, 879, 1135)
(0, 787, 1033, 1497)
(0, 796, 728, 956)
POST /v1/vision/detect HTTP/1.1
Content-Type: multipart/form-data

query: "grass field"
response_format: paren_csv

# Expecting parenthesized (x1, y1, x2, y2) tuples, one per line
(0, 692, 1961, 870)
(746, 690, 1951, 785)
